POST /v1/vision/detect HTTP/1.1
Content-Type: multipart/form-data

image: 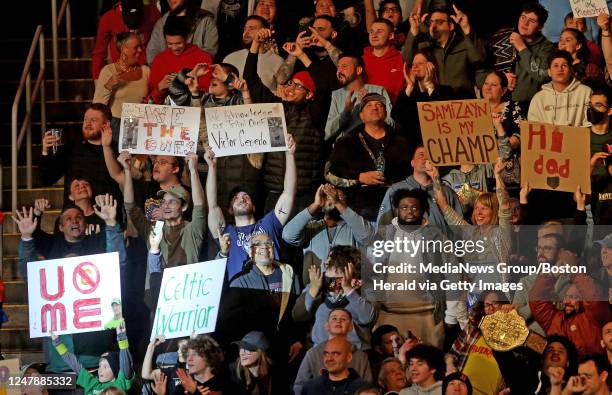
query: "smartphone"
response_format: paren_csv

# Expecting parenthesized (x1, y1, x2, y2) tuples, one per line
(154, 220, 164, 236)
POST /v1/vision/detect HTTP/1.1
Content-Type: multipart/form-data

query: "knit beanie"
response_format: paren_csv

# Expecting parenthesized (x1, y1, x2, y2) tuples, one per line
(442, 372, 473, 395)
(101, 351, 120, 379)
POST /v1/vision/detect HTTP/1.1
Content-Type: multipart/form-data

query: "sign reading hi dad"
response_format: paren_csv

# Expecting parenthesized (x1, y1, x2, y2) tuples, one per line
(520, 121, 591, 194)
(417, 99, 499, 165)
(119, 103, 200, 157)
(151, 259, 226, 340)
(569, 0, 609, 18)
(205, 103, 289, 157)
(27, 252, 122, 338)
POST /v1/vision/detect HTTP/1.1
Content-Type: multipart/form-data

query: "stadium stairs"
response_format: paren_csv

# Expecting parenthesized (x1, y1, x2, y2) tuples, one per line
(0, 35, 94, 364)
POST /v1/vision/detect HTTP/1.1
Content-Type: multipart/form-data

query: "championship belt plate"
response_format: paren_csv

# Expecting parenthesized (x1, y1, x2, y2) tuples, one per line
(479, 310, 547, 354)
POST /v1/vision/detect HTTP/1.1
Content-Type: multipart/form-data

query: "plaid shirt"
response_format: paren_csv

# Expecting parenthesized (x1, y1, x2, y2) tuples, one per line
(449, 320, 482, 372)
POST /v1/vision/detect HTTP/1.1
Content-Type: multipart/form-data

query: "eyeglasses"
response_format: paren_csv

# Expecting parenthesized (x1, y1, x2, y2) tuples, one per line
(154, 159, 175, 166)
(484, 301, 501, 309)
(161, 199, 181, 207)
(286, 79, 308, 91)
(252, 241, 273, 248)
(382, 6, 401, 14)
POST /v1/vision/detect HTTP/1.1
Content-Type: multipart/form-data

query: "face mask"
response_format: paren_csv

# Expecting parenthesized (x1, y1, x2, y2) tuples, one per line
(587, 107, 607, 124)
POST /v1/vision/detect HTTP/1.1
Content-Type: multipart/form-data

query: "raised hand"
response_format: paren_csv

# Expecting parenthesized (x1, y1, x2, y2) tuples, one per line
(33, 198, 50, 216)
(597, 13, 610, 33)
(190, 63, 211, 78)
(286, 134, 296, 155)
(203, 146, 216, 167)
(93, 194, 118, 226)
(574, 185, 586, 211)
(149, 226, 163, 253)
(282, 42, 304, 57)
(519, 182, 530, 204)
(101, 123, 113, 147)
(308, 26, 330, 48)
(308, 265, 323, 297)
(565, 376, 586, 393)
(295, 30, 313, 49)
(494, 158, 505, 176)
(176, 368, 197, 394)
(117, 151, 132, 170)
(341, 261, 362, 294)
(358, 171, 386, 185)
(217, 228, 230, 255)
(13, 207, 38, 238)
(288, 341, 303, 362)
(310, 184, 326, 212)
(548, 366, 564, 386)
(151, 372, 167, 395)
(503, 71, 517, 91)
(185, 152, 198, 173)
(450, 5, 471, 35)
(232, 78, 249, 93)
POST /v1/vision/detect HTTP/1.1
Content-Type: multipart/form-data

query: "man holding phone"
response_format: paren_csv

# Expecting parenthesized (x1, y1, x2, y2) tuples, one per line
(148, 17, 213, 103)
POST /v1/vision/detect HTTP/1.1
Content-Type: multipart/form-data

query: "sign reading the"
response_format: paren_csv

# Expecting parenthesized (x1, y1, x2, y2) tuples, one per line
(151, 259, 226, 340)
(119, 103, 200, 157)
(520, 121, 591, 193)
(205, 103, 288, 157)
(27, 252, 122, 338)
(417, 99, 499, 165)
(569, 0, 608, 18)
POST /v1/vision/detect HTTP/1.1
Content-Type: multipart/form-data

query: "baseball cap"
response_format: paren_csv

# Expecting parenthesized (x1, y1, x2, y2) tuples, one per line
(360, 92, 386, 109)
(121, 0, 144, 30)
(595, 233, 612, 248)
(232, 331, 270, 352)
(111, 298, 122, 306)
(157, 184, 190, 203)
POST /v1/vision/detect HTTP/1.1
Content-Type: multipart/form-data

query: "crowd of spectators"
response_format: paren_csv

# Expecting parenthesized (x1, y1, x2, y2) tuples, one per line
(11, 0, 612, 394)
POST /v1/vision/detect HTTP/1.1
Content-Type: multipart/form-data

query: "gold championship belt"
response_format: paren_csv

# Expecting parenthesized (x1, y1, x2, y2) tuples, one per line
(479, 310, 548, 354)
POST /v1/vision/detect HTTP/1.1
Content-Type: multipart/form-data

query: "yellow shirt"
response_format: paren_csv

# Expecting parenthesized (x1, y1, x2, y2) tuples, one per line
(462, 336, 504, 395)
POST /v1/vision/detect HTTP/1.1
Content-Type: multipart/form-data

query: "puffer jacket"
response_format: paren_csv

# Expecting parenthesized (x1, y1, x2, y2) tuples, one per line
(244, 51, 324, 194)
(527, 77, 592, 126)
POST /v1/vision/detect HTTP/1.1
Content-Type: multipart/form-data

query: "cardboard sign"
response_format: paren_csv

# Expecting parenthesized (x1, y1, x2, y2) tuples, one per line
(0, 359, 20, 395)
(151, 259, 226, 340)
(570, 0, 609, 18)
(520, 121, 591, 193)
(417, 99, 499, 165)
(205, 103, 288, 157)
(27, 252, 122, 338)
(118, 103, 200, 157)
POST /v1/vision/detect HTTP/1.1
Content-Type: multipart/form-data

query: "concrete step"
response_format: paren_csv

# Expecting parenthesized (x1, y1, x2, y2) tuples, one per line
(1, 166, 42, 189)
(0, 328, 43, 353)
(0, 37, 95, 61)
(2, 187, 64, 213)
(0, 58, 92, 80)
(4, 280, 26, 304)
(33, 99, 91, 123)
(3, 256, 20, 281)
(0, 144, 42, 164)
(0, 78, 94, 102)
(3, 304, 28, 329)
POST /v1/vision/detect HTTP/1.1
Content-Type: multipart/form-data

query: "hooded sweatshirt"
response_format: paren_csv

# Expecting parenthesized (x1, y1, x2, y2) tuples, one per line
(363, 46, 405, 103)
(399, 381, 443, 395)
(527, 78, 592, 127)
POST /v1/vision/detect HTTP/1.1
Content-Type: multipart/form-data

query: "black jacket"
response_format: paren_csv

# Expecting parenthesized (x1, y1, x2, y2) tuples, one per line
(244, 51, 325, 195)
(301, 368, 365, 395)
(327, 125, 412, 220)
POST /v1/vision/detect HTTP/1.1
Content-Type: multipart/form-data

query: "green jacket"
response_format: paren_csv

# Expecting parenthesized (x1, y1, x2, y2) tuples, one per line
(402, 31, 487, 98)
(511, 34, 554, 103)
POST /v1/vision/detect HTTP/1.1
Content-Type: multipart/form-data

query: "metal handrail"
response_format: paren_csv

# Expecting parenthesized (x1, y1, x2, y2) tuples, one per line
(11, 25, 46, 215)
(51, 0, 72, 100)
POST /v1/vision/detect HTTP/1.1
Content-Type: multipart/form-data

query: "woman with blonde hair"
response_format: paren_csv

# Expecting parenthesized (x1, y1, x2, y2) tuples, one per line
(432, 158, 513, 306)
(230, 331, 276, 394)
(93, 31, 150, 142)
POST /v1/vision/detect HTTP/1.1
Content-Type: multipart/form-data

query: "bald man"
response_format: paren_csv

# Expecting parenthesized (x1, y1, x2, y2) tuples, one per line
(301, 336, 366, 394)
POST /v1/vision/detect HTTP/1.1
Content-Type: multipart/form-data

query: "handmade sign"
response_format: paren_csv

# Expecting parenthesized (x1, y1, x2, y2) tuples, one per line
(151, 259, 226, 340)
(27, 252, 122, 338)
(205, 103, 288, 157)
(0, 359, 20, 395)
(417, 99, 499, 165)
(520, 121, 591, 193)
(569, 0, 608, 18)
(119, 103, 200, 156)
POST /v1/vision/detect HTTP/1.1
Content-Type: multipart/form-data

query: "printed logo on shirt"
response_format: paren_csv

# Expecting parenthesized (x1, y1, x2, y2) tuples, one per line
(469, 344, 493, 358)
(236, 226, 270, 255)
(599, 192, 612, 201)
